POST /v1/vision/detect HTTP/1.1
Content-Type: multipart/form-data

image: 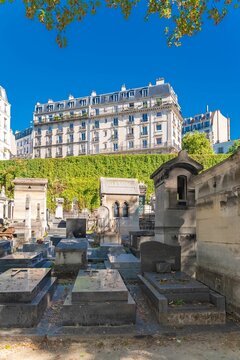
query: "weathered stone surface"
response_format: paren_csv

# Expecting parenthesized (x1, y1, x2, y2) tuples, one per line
(66, 219, 86, 238)
(0, 252, 43, 272)
(0, 240, 11, 258)
(108, 253, 141, 280)
(0, 267, 56, 328)
(0, 268, 51, 303)
(55, 238, 88, 274)
(140, 241, 181, 273)
(72, 269, 128, 303)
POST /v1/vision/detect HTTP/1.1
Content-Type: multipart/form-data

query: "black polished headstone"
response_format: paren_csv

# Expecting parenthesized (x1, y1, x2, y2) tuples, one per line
(66, 218, 87, 238)
(140, 241, 181, 273)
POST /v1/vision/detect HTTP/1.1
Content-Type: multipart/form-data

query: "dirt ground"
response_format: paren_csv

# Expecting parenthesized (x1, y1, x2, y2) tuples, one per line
(0, 332, 240, 360)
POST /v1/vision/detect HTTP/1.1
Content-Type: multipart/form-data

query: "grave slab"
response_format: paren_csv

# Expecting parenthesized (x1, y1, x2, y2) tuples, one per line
(72, 269, 128, 303)
(0, 252, 43, 272)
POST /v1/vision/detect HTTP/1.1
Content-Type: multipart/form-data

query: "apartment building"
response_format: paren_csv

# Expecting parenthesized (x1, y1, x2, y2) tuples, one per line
(15, 127, 33, 158)
(32, 78, 182, 158)
(0, 86, 11, 160)
(182, 109, 230, 144)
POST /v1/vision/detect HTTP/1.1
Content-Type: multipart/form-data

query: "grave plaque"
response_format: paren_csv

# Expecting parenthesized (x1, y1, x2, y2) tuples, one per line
(66, 218, 86, 238)
(140, 241, 181, 273)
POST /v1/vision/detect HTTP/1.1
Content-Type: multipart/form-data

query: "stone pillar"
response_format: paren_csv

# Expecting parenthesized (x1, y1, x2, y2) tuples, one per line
(55, 198, 64, 219)
(25, 194, 32, 242)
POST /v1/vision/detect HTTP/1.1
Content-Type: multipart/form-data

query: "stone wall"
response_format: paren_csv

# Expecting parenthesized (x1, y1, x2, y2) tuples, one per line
(193, 150, 240, 317)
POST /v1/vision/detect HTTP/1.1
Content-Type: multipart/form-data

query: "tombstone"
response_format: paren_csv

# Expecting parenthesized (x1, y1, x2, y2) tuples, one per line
(140, 241, 181, 273)
(71, 197, 78, 217)
(66, 218, 86, 238)
(0, 268, 56, 327)
(97, 206, 110, 233)
(107, 253, 141, 280)
(0, 252, 43, 273)
(55, 198, 64, 219)
(0, 240, 12, 258)
(25, 194, 31, 242)
(55, 238, 88, 275)
(63, 269, 136, 325)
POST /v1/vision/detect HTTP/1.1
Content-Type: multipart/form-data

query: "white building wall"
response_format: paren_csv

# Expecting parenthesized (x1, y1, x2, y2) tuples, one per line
(32, 79, 182, 158)
(0, 86, 11, 160)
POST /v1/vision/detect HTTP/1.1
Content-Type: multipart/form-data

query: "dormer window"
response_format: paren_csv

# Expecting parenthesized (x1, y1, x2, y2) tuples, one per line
(93, 96, 100, 105)
(141, 88, 148, 97)
(79, 99, 87, 106)
(47, 105, 53, 112)
(68, 101, 74, 108)
(36, 106, 42, 113)
(58, 103, 64, 110)
(128, 90, 134, 97)
(113, 93, 119, 101)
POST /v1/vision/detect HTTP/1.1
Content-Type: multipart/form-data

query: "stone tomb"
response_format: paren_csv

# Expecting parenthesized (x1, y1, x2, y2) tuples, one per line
(0, 252, 43, 273)
(0, 268, 56, 327)
(139, 271, 226, 326)
(140, 241, 181, 273)
(0, 240, 12, 258)
(55, 238, 88, 275)
(66, 218, 87, 238)
(107, 253, 141, 280)
(63, 269, 136, 326)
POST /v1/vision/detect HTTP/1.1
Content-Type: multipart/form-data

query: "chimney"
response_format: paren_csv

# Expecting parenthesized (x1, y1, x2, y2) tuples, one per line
(156, 78, 164, 85)
(121, 84, 126, 91)
(91, 90, 97, 97)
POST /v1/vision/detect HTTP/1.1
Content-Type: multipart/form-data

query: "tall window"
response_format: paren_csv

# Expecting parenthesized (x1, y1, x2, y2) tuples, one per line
(113, 202, 120, 217)
(122, 202, 129, 217)
(177, 175, 187, 203)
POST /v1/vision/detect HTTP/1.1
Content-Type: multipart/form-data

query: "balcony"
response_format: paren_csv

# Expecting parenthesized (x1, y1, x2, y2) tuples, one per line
(92, 137, 100, 142)
(56, 140, 63, 144)
(140, 132, 148, 137)
(67, 128, 74, 133)
(126, 133, 134, 139)
(46, 130, 52, 135)
(66, 151, 74, 156)
(56, 153, 63, 158)
(67, 139, 74, 143)
(56, 129, 63, 134)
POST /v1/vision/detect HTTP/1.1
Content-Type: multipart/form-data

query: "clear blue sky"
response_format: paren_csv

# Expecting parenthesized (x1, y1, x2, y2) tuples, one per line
(0, 2, 239, 139)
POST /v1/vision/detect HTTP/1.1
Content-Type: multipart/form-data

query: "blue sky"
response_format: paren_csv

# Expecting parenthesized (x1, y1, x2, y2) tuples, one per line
(0, 2, 239, 138)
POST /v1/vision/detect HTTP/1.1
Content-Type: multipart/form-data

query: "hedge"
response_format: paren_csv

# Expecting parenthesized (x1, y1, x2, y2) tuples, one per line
(0, 153, 229, 211)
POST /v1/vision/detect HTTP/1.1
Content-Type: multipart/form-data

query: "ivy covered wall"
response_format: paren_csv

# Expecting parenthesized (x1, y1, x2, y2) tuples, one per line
(0, 154, 228, 211)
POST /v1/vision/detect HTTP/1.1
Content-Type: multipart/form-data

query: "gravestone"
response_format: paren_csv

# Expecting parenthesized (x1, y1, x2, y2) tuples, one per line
(0, 252, 43, 273)
(140, 241, 181, 273)
(63, 269, 136, 325)
(66, 218, 86, 238)
(0, 240, 12, 258)
(107, 253, 141, 280)
(55, 238, 88, 274)
(55, 198, 64, 219)
(0, 268, 56, 327)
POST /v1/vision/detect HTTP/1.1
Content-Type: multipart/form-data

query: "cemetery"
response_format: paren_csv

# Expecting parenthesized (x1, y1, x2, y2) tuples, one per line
(0, 149, 239, 339)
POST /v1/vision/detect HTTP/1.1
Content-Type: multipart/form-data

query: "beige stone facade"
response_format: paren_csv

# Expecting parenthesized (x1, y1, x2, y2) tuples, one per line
(192, 150, 240, 317)
(13, 178, 48, 231)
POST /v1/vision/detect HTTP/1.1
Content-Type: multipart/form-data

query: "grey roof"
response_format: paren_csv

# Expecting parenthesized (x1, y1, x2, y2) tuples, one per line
(151, 150, 203, 179)
(0, 86, 8, 102)
(35, 83, 172, 114)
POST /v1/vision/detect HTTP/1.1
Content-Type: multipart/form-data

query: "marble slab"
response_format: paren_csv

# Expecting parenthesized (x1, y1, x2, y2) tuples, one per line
(72, 269, 128, 303)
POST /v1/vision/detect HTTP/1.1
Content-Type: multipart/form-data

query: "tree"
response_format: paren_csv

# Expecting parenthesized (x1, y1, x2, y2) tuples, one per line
(227, 140, 240, 154)
(2, 0, 237, 47)
(182, 132, 214, 155)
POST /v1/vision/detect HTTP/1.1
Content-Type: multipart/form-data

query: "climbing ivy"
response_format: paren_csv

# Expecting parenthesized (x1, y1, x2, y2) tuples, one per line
(0, 153, 228, 211)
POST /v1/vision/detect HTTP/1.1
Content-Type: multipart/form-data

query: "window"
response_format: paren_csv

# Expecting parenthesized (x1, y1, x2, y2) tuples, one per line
(47, 105, 54, 112)
(58, 103, 64, 110)
(177, 175, 187, 203)
(80, 99, 86, 106)
(142, 89, 148, 97)
(204, 121, 210, 128)
(36, 106, 42, 113)
(38, 116, 42, 122)
(128, 127, 134, 135)
(129, 115, 134, 123)
(69, 134, 74, 142)
(70, 111, 74, 117)
(142, 113, 148, 122)
(156, 124, 162, 131)
(68, 101, 74, 108)
(95, 109, 99, 116)
(70, 123, 74, 131)
(113, 202, 120, 217)
(142, 139, 148, 148)
(57, 135, 63, 143)
(128, 90, 134, 97)
(113, 117, 118, 126)
(156, 112, 162, 117)
(93, 96, 100, 105)
(104, 130, 107, 137)
(142, 126, 148, 135)
(113, 130, 118, 139)
(113, 143, 118, 151)
(156, 137, 162, 145)
(217, 147, 224, 154)
(37, 128, 41, 135)
(128, 141, 134, 149)
(58, 125, 63, 132)
(95, 120, 99, 129)
(122, 202, 129, 217)
(81, 132, 86, 141)
(113, 93, 118, 101)
(81, 122, 86, 129)
(105, 118, 108, 123)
